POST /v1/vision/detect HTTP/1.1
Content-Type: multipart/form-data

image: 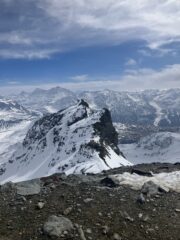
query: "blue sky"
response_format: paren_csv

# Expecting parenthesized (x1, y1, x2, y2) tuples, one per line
(0, 0, 180, 93)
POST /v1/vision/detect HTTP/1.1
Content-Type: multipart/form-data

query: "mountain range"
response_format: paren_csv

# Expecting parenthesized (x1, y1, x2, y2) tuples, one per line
(11, 87, 180, 129)
(0, 87, 180, 182)
(11, 87, 77, 114)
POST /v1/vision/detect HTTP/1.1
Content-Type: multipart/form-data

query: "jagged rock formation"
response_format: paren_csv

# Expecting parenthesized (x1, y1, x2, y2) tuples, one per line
(0, 101, 131, 183)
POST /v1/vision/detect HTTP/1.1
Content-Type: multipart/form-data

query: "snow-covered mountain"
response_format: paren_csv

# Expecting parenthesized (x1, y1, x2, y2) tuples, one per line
(3, 87, 180, 170)
(119, 131, 180, 164)
(8, 87, 180, 128)
(0, 96, 38, 165)
(0, 100, 131, 183)
(0, 121, 33, 165)
(0, 96, 35, 129)
(11, 87, 77, 114)
(80, 89, 180, 128)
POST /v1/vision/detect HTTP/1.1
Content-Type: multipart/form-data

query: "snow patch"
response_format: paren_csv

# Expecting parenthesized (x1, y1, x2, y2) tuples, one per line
(110, 171, 180, 193)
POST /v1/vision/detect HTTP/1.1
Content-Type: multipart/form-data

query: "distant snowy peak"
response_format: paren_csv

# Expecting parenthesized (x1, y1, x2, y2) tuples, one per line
(8, 87, 180, 127)
(0, 97, 28, 112)
(0, 100, 131, 183)
(11, 86, 78, 114)
(0, 96, 35, 129)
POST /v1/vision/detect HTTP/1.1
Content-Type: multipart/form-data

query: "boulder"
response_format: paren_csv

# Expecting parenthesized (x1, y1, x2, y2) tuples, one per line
(141, 181, 168, 196)
(15, 179, 41, 196)
(131, 169, 153, 177)
(43, 215, 73, 237)
(100, 177, 118, 188)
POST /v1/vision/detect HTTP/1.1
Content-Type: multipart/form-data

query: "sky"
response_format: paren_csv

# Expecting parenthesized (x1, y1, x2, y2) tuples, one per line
(0, 0, 180, 93)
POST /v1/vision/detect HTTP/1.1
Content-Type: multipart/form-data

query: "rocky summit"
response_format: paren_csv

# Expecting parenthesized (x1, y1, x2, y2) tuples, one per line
(0, 163, 180, 240)
(0, 100, 131, 184)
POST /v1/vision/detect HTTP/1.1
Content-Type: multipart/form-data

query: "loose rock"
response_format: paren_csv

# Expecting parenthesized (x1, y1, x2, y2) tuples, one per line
(15, 179, 41, 196)
(43, 215, 73, 237)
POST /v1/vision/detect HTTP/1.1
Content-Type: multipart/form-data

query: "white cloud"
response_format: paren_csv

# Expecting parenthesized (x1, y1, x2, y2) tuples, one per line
(125, 58, 137, 66)
(71, 74, 89, 81)
(1, 64, 180, 94)
(61, 64, 180, 91)
(0, 0, 180, 58)
(7, 81, 20, 85)
(40, 0, 180, 47)
(0, 49, 59, 59)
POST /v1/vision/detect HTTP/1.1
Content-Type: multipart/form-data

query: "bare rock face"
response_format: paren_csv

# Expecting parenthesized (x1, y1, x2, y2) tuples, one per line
(43, 215, 73, 237)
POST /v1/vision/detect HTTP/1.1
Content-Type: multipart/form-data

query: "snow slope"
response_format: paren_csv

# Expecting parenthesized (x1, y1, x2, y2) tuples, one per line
(0, 121, 33, 164)
(0, 96, 38, 166)
(0, 96, 34, 128)
(119, 132, 180, 164)
(0, 101, 131, 184)
(110, 171, 180, 193)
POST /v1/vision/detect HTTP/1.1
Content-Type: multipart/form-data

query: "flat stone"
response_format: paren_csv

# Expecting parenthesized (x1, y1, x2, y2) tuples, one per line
(43, 215, 73, 237)
(15, 179, 41, 196)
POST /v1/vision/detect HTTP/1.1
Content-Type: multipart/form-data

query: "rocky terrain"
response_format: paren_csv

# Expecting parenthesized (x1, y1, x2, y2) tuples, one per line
(0, 163, 180, 240)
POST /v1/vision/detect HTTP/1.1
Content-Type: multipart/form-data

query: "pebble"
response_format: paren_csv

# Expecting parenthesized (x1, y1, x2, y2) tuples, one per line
(84, 198, 93, 203)
(113, 233, 121, 240)
(175, 209, 180, 213)
(137, 193, 145, 204)
(75, 224, 87, 240)
(102, 225, 110, 235)
(63, 206, 73, 215)
(37, 202, 45, 209)
(86, 228, 92, 234)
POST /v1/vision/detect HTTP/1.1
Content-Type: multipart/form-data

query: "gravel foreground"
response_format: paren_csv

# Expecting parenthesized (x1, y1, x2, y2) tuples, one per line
(0, 163, 180, 240)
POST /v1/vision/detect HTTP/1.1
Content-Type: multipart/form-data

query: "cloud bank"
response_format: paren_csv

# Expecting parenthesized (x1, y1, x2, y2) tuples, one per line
(0, 0, 180, 59)
(1, 64, 180, 94)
